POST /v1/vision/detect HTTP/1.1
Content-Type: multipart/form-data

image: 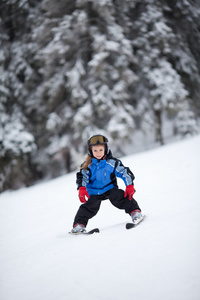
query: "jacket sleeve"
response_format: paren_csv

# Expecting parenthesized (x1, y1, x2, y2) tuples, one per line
(114, 159, 135, 186)
(76, 168, 90, 190)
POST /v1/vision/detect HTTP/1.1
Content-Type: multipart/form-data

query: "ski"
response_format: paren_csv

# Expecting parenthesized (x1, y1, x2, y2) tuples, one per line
(126, 215, 146, 229)
(69, 228, 100, 235)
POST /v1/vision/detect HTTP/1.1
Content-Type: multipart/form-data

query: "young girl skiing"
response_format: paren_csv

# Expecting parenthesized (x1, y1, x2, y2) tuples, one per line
(71, 134, 143, 233)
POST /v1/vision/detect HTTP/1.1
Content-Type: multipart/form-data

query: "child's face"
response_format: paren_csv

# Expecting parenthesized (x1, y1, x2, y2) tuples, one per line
(91, 145, 105, 160)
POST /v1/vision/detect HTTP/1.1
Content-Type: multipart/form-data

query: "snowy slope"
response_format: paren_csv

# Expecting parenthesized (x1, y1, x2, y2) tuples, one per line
(0, 136, 200, 300)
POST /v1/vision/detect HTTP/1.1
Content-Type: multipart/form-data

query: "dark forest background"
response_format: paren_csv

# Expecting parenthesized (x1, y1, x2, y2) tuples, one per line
(0, 0, 200, 192)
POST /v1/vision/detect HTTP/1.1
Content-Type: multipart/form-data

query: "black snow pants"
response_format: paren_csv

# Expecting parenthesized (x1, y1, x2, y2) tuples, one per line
(73, 187, 141, 227)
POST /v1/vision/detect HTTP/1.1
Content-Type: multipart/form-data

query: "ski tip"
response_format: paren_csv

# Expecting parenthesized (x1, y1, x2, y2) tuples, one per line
(87, 228, 100, 234)
(126, 223, 135, 229)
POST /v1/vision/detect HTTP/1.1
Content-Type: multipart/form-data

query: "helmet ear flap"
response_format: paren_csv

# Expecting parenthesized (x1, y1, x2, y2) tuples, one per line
(87, 140, 93, 156)
(105, 144, 108, 155)
(88, 147, 93, 156)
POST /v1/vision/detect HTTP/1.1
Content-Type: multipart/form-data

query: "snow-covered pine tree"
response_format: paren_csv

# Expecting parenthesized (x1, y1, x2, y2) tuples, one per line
(0, 0, 39, 191)
(131, 1, 197, 145)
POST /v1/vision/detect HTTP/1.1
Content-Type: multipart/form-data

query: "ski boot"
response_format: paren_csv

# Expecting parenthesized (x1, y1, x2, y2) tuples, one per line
(71, 223, 86, 234)
(131, 209, 142, 222)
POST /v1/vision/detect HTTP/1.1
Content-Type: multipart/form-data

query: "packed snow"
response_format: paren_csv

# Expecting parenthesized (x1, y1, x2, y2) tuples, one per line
(0, 135, 200, 300)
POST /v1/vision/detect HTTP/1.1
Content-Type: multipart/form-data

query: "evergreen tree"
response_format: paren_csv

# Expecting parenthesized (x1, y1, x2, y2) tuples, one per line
(0, 0, 199, 192)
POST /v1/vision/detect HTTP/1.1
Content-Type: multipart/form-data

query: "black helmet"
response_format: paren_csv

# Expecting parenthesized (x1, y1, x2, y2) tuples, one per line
(87, 134, 109, 156)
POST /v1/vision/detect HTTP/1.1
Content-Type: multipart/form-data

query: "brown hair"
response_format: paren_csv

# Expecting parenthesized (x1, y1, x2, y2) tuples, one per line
(80, 155, 92, 170)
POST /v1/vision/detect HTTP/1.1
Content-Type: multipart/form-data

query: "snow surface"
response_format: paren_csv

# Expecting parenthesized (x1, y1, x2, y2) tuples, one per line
(0, 136, 200, 300)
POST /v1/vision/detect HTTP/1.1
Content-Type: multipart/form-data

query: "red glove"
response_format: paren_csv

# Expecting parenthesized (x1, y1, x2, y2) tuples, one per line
(78, 187, 90, 203)
(124, 185, 135, 200)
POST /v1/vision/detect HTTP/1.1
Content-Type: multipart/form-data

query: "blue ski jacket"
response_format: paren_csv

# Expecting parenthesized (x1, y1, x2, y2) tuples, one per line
(76, 151, 135, 196)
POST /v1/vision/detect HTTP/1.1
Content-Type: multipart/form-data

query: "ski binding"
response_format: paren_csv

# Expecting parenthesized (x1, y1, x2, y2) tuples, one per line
(69, 228, 100, 235)
(126, 215, 146, 229)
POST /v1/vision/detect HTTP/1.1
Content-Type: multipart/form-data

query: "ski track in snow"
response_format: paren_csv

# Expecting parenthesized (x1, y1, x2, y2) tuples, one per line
(0, 136, 200, 300)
